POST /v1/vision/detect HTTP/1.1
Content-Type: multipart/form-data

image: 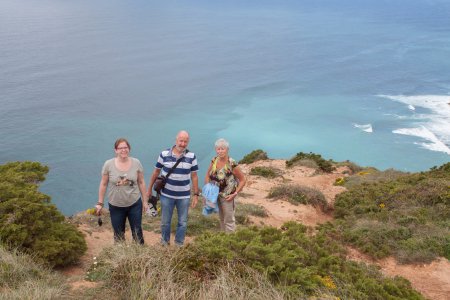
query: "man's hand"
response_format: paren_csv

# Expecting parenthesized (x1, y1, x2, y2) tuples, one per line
(191, 195, 198, 208)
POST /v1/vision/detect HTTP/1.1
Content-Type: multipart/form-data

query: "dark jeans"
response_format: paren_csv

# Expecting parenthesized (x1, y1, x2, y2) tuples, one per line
(109, 198, 144, 244)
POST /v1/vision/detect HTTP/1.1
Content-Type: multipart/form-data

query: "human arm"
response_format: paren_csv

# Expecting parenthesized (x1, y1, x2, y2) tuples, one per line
(225, 166, 246, 201)
(96, 173, 109, 215)
(137, 170, 148, 213)
(191, 171, 199, 208)
(204, 161, 212, 184)
(146, 168, 161, 199)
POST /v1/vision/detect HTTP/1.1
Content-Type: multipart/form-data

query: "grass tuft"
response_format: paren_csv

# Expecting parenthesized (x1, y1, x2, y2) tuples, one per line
(249, 166, 281, 178)
(268, 184, 328, 211)
(0, 245, 67, 299)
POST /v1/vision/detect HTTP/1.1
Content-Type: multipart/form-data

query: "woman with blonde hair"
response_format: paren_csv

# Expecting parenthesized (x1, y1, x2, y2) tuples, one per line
(204, 138, 246, 232)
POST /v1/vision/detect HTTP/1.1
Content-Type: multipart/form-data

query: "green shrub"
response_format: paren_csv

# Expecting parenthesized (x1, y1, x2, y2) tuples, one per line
(268, 184, 328, 211)
(91, 225, 423, 299)
(0, 161, 87, 267)
(286, 152, 335, 173)
(334, 162, 450, 263)
(239, 149, 269, 164)
(249, 166, 280, 178)
(343, 168, 407, 189)
(177, 222, 423, 299)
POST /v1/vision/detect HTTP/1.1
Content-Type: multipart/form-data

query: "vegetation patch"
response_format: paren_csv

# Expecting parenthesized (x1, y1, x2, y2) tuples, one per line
(178, 222, 423, 299)
(85, 224, 423, 299)
(286, 152, 335, 173)
(250, 166, 280, 178)
(334, 162, 450, 263)
(0, 161, 87, 267)
(334, 160, 364, 174)
(141, 197, 221, 235)
(343, 167, 408, 189)
(89, 242, 286, 300)
(0, 245, 67, 299)
(268, 184, 328, 211)
(239, 149, 269, 164)
(334, 177, 346, 186)
(235, 203, 268, 225)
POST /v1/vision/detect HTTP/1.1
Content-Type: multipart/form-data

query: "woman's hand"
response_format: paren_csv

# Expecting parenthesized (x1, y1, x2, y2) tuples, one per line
(225, 192, 237, 201)
(95, 203, 103, 216)
(143, 199, 149, 214)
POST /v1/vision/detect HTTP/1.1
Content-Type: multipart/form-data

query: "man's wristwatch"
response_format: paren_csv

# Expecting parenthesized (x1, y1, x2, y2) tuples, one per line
(194, 192, 200, 196)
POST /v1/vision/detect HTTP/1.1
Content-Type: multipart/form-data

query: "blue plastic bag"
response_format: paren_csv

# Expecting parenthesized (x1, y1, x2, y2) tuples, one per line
(202, 183, 219, 215)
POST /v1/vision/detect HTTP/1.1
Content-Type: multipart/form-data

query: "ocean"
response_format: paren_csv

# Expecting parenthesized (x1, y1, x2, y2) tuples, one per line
(1, 0, 449, 215)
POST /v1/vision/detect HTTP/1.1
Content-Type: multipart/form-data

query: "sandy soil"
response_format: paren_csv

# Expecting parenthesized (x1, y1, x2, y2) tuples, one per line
(64, 159, 450, 300)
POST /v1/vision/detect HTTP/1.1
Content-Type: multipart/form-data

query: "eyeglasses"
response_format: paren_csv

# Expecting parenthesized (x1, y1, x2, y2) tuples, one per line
(117, 147, 129, 150)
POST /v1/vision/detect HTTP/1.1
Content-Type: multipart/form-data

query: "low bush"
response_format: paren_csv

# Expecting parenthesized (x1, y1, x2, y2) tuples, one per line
(87, 224, 423, 299)
(250, 166, 280, 178)
(178, 222, 423, 299)
(239, 149, 269, 164)
(286, 152, 335, 173)
(343, 168, 407, 189)
(0, 161, 87, 267)
(235, 203, 268, 225)
(334, 162, 450, 263)
(268, 184, 328, 211)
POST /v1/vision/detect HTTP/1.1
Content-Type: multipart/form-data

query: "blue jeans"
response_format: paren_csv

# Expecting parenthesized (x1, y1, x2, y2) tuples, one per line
(109, 198, 144, 244)
(160, 195, 190, 246)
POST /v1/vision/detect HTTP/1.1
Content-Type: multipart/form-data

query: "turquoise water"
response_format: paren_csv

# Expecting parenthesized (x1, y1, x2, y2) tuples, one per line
(1, 0, 449, 215)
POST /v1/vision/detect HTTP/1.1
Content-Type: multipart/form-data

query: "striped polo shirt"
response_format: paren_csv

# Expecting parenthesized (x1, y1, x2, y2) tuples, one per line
(155, 147, 199, 199)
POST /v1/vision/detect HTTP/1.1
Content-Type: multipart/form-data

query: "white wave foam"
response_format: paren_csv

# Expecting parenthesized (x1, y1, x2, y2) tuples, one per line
(393, 126, 450, 155)
(378, 94, 450, 155)
(353, 123, 373, 133)
(408, 104, 415, 111)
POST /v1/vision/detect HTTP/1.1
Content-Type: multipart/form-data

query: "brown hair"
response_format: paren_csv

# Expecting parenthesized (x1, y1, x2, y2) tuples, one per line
(114, 138, 131, 150)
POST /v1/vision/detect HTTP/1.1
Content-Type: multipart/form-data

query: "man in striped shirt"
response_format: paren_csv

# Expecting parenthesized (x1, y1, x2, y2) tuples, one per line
(147, 130, 200, 246)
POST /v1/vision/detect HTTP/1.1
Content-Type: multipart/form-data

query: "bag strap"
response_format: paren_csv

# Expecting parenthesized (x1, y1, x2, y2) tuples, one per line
(165, 149, 189, 179)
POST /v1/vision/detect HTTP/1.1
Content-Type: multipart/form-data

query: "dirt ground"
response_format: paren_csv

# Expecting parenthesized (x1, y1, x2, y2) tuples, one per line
(65, 160, 450, 300)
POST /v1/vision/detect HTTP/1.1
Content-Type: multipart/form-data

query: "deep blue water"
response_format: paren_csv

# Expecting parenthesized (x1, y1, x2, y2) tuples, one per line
(1, 0, 449, 215)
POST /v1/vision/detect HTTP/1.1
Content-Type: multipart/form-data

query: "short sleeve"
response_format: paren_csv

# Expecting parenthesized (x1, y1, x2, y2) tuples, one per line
(191, 154, 199, 172)
(230, 158, 238, 169)
(135, 158, 144, 173)
(155, 153, 164, 169)
(101, 160, 110, 175)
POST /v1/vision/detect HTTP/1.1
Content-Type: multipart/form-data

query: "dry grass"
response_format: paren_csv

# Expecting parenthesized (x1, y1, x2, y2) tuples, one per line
(87, 243, 286, 300)
(0, 246, 67, 300)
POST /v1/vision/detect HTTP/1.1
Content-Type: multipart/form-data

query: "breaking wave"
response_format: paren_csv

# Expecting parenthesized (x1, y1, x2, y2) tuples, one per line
(378, 94, 450, 155)
(353, 123, 373, 133)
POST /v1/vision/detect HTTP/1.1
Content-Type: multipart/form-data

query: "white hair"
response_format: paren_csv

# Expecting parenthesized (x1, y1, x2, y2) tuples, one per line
(214, 138, 229, 149)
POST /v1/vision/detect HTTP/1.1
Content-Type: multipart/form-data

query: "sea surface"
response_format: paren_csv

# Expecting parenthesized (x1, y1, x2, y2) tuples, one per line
(1, 0, 449, 215)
